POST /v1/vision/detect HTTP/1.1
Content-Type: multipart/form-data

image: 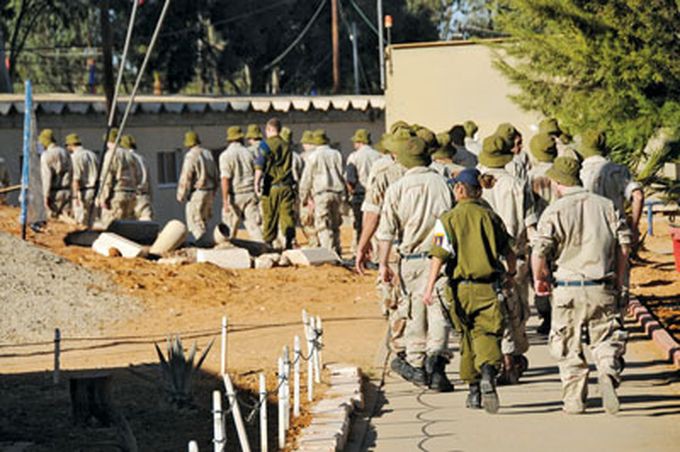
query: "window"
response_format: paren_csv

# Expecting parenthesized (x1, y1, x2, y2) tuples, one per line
(157, 149, 182, 186)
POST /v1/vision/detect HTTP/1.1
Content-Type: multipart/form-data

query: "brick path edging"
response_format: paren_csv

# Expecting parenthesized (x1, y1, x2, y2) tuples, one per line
(629, 298, 680, 368)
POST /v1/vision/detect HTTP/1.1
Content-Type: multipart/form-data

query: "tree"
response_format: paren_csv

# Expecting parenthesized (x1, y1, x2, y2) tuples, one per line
(493, 0, 680, 173)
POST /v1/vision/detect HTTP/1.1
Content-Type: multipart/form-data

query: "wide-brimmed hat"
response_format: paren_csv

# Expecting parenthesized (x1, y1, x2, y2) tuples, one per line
(395, 136, 429, 169)
(463, 120, 478, 138)
(529, 133, 557, 163)
(184, 131, 200, 148)
(479, 134, 513, 168)
(245, 124, 263, 140)
(351, 128, 371, 144)
(311, 129, 329, 145)
(539, 118, 561, 136)
(546, 156, 582, 187)
(300, 130, 314, 145)
(431, 132, 456, 159)
(39, 129, 55, 147)
(578, 129, 606, 158)
(120, 134, 136, 150)
(65, 133, 81, 146)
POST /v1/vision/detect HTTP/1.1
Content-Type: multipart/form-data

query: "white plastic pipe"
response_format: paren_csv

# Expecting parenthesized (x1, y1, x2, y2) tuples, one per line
(293, 336, 301, 417)
(310, 317, 321, 384)
(220, 316, 227, 376)
(259, 373, 268, 452)
(223, 374, 251, 452)
(212, 390, 225, 452)
(282, 346, 290, 430)
(278, 356, 285, 449)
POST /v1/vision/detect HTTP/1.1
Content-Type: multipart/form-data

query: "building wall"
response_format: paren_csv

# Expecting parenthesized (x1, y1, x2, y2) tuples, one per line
(385, 41, 542, 140)
(0, 108, 384, 228)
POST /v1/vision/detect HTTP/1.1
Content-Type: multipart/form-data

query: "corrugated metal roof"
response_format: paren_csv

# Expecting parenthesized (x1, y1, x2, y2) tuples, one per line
(0, 94, 385, 116)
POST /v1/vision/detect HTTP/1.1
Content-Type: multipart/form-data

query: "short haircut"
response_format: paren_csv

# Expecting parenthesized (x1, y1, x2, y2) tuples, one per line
(267, 118, 282, 132)
(450, 125, 466, 146)
(458, 181, 482, 199)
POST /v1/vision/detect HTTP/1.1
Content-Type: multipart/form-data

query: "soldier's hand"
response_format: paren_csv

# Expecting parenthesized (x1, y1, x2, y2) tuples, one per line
(534, 279, 551, 296)
(423, 291, 434, 306)
(355, 247, 367, 275)
(379, 264, 394, 284)
(222, 202, 231, 216)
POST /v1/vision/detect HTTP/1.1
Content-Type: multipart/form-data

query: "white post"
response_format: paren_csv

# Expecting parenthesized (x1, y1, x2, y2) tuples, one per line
(293, 336, 301, 417)
(259, 373, 268, 452)
(53, 328, 61, 385)
(278, 356, 286, 450)
(223, 374, 251, 452)
(302, 309, 309, 329)
(310, 317, 321, 384)
(305, 322, 314, 402)
(220, 315, 227, 376)
(212, 390, 225, 452)
(282, 346, 291, 430)
(316, 316, 324, 372)
(188, 440, 199, 452)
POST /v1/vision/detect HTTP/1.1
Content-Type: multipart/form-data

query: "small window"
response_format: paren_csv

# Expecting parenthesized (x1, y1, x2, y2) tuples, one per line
(157, 149, 182, 186)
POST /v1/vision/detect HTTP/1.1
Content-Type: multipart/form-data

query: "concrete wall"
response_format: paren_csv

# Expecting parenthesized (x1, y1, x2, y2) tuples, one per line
(0, 109, 384, 228)
(385, 41, 542, 140)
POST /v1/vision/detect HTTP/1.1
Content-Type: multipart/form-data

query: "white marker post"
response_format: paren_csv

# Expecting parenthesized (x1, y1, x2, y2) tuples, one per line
(188, 440, 199, 452)
(305, 321, 314, 402)
(278, 356, 285, 449)
(310, 317, 321, 384)
(293, 336, 301, 417)
(212, 390, 225, 452)
(53, 328, 61, 385)
(282, 346, 290, 429)
(316, 316, 324, 372)
(223, 374, 251, 452)
(220, 316, 228, 376)
(259, 373, 268, 452)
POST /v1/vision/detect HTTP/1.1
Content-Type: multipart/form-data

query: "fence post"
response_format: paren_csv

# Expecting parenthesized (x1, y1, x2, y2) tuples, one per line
(282, 346, 290, 430)
(220, 315, 227, 376)
(222, 374, 251, 452)
(212, 390, 225, 452)
(310, 317, 321, 384)
(293, 336, 301, 417)
(188, 440, 199, 452)
(316, 316, 324, 372)
(53, 328, 61, 385)
(278, 356, 285, 449)
(259, 373, 268, 452)
(305, 321, 314, 402)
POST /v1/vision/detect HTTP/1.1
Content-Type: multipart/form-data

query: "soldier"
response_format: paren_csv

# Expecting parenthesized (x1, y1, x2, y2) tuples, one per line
(345, 128, 381, 254)
(463, 120, 482, 155)
(0, 156, 9, 205)
(377, 133, 455, 392)
(219, 126, 263, 242)
(430, 132, 465, 180)
(97, 128, 139, 226)
(298, 130, 319, 246)
(299, 129, 345, 255)
(245, 124, 264, 160)
(538, 117, 576, 158)
(532, 156, 630, 415)
(120, 135, 153, 221)
(450, 125, 479, 169)
(424, 168, 516, 412)
(65, 133, 98, 226)
(39, 129, 72, 220)
(495, 123, 530, 184)
(177, 131, 219, 245)
(478, 134, 537, 384)
(254, 118, 296, 249)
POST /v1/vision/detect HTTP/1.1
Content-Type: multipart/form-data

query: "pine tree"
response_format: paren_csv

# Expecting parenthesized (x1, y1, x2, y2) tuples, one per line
(493, 0, 680, 168)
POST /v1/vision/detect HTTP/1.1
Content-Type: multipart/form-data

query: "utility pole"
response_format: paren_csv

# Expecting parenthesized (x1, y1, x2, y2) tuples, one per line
(99, 0, 115, 121)
(331, 0, 340, 93)
(350, 22, 360, 95)
(377, 0, 385, 91)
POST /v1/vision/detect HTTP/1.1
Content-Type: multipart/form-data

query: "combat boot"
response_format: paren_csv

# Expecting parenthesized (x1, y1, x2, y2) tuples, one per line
(497, 354, 519, 385)
(390, 352, 407, 374)
(466, 383, 482, 409)
(426, 355, 454, 393)
(480, 364, 500, 414)
(393, 359, 427, 386)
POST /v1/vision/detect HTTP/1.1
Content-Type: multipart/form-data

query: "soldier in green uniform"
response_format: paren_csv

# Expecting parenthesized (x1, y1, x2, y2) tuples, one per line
(424, 168, 517, 413)
(254, 118, 296, 249)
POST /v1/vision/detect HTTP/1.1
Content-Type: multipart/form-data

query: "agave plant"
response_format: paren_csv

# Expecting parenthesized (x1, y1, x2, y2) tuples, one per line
(154, 335, 214, 408)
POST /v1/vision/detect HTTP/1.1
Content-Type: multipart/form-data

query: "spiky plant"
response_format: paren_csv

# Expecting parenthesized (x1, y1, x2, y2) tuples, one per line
(154, 335, 214, 408)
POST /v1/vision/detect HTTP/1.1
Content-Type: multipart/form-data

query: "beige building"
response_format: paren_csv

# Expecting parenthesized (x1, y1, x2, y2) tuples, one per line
(0, 94, 385, 226)
(385, 40, 542, 139)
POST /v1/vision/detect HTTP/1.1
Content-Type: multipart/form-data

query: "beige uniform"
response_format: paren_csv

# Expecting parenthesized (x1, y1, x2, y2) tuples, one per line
(131, 150, 153, 221)
(178, 146, 219, 244)
(429, 160, 465, 180)
(532, 187, 631, 412)
(70, 146, 99, 225)
(506, 151, 531, 184)
(219, 142, 263, 242)
(346, 145, 382, 250)
(580, 155, 641, 220)
(299, 145, 345, 254)
(377, 167, 454, 368)
(453, 145, 478, 169)
(98, 147, 139, 226)
(299, 149, 319, 246)
(479, 165, 537, 356)
(464, 137, 482, 156)
(40, 144, 72, 219)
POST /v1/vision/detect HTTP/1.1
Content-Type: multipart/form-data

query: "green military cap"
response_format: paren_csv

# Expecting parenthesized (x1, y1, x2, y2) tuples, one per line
(184, 131, 200, 148)
(39, 129, 55, 147)
(389, 120, 410, 135)
(311, 129, 329, 146)
(396, 136, 430, 169)
(546, 156, 582, 187)
(300, 130, 314, 145)
(120, 134, 136, 149)
(414, 127, 437, 151)
(374, 132, 392, 154)
(578, 129, 606, 158)
(245, 124, 263, 140)
(463, 120, 478, 138)
(384, 128, 410, 154)
(431, 132, 456, 159)
(495, 122, 519, 150)
(529, 133, 557, 163)
(351, 128, 371, 144)
(479, 134, 513, 168)
(539, 118, 561, 136)
(280, 127, 293, 144)
(65, 133, 81, 146)
(226, 126, 245, 142)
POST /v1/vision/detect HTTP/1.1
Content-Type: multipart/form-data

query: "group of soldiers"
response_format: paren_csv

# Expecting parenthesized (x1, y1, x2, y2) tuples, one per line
(350, 118, 642, 416)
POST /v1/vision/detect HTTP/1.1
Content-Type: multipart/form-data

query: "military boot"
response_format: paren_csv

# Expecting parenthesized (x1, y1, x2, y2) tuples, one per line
(480, 364, 500, 414)
(390, 352, 407, 374)
(425, 355, 454, 393)
(393, 359, 427, 386)
(497, 354, 519, 385)
(466, 383, 482, 409)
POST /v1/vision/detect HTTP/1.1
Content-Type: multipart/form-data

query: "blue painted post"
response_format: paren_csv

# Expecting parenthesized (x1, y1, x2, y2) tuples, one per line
(20, 80, 32, 240)
(647, 204, 654, 237)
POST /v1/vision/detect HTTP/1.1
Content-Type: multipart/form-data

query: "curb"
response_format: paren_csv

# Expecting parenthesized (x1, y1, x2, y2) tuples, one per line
(629, 298, 680, 368)
(296, 364, 364, 452)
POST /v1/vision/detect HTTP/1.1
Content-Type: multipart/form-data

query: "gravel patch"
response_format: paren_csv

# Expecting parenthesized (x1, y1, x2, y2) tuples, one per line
(0, 232, 141, 344)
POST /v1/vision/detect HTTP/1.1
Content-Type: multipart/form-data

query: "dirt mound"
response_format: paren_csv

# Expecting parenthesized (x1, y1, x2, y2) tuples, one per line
(0, 231, 141, 344)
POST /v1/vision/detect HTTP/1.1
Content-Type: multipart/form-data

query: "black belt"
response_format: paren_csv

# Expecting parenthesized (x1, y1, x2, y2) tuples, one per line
(555, 279, 609, 287)
(453, 276, 499, 285)
(400, 252, 429, 261)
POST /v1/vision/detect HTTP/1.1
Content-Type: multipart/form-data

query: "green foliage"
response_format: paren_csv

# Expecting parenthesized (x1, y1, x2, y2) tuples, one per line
(492, 0, 680, 169)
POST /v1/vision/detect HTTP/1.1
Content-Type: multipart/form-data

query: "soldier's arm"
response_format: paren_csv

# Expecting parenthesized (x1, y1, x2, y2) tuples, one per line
(530, 211, 558, 295)
(423, 257, 445, 306)
(40, 154, 52, 205)
(299, 155, 314, 205)
(221, 176, 232, 211)
(254, 141, 270, 196)
(375, 186, 400, 283)
(176, 155, 192, 203)
(355, 211, 380, 275)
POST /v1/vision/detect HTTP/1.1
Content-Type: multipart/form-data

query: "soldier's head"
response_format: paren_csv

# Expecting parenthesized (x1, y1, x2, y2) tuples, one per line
(226, 126, 245, 144)
(449, 125, 467, 147)
(530, 133, 557, 163)
(538, 118, 561, 137)
(384, 128, 410, 158)
(479, 134, 513, 169)
(64, 133, 81, 152)
(120, 134, 136, 150)
(495, 123, 522, 155)
(431, 132, 456, 161)
(300, 130, 316, 151)
(577, 129, 607, 159)
(245, 124, 263, 145)
(351, 128, 371, 149)
(389, 120, 410, 135)
(451, 168, 482, 201)
(39, 129, 56, 148)
(311, 129, 329, 146)
(546, 156, 582, 197)
(184, 131, 200, 148)
(463, 120, 479, 140)
(374, 133, 391, 154)
(395, 135, 430, 169)
(414, 127, 438, 154)
(265, 118, 282, 138)
(280, 127, 293, 144)
(105, 127, 119, 148)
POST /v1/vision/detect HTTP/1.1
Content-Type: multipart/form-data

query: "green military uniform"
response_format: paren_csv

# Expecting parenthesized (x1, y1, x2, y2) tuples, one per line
(255, 132, 296, 248)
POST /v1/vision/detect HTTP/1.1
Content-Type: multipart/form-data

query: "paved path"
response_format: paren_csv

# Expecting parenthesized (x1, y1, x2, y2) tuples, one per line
(349, 317, 680, 452)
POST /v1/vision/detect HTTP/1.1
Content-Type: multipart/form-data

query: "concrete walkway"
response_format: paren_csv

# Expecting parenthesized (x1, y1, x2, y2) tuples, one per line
(349, 317, 680, 452)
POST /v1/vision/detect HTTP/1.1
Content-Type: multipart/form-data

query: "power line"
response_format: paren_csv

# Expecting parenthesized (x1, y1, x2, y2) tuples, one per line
(348, 0, 379, 37)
